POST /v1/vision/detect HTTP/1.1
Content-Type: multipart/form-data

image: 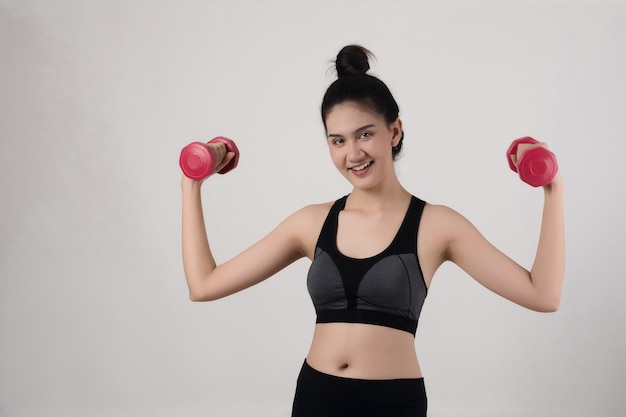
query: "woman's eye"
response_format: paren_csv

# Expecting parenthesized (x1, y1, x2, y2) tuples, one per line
(359, 132, 372, 139)
(332, 138, 344, 145)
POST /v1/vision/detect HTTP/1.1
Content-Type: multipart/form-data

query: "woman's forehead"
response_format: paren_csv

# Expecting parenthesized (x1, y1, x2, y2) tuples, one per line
(326, 102, 384, 130)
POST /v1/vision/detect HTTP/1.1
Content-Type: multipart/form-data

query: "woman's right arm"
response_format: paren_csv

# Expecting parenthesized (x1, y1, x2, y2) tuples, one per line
(181, 176, 314, 301)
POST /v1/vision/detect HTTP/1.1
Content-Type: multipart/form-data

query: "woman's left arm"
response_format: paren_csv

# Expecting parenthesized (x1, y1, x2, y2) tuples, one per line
(441, 172, 565, 312)
(526, 173, 566, 310)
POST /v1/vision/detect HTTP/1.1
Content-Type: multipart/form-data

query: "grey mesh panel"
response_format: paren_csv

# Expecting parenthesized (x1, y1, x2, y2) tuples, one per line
(358, 254, 426, 320)
(307, 250, 348, 309)
(308, 250, 426, 319)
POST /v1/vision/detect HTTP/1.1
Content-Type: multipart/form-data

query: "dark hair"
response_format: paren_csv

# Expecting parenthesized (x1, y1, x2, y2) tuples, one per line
(321, 45, 404, 160)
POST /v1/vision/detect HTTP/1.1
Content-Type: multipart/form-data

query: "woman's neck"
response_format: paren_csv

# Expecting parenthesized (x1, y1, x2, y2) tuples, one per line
(347, 181, 410, 211)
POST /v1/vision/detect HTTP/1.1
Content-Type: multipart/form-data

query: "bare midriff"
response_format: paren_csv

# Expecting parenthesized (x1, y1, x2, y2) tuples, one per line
(305, 322, 422, 380)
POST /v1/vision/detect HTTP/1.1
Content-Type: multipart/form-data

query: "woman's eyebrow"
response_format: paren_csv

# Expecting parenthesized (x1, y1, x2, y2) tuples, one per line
(327, 124, 376, 138)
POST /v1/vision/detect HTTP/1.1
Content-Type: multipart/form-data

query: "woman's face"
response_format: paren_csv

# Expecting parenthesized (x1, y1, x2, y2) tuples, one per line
(325, 101, 402, 191)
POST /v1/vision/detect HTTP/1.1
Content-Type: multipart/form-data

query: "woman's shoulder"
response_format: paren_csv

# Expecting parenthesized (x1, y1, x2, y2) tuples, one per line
(280, 199, 339, 259)
(422, 201, 458, 217)
(421, 202, 469, 234)
(291, 199, 337, 223)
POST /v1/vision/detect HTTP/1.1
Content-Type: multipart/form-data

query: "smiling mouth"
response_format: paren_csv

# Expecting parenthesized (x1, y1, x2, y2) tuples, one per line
(350, 161, 372, 171)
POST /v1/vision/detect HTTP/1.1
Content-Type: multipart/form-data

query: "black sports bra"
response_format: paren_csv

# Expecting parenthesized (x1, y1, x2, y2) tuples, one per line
(306, 195, 428, 336)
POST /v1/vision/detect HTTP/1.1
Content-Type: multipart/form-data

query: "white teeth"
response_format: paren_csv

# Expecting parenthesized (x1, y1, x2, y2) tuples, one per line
(352, 161, 371, 171)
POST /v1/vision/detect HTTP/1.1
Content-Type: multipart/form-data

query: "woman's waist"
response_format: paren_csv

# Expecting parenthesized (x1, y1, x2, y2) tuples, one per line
(306, 322, 422, 380)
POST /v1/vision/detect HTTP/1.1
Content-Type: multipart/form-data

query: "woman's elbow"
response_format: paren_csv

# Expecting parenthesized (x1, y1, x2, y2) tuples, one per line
(189, 292, 205, 302)
(535, 294, 561, 312)
(544, 298, 561, 313)
(188, 288, 220, 302)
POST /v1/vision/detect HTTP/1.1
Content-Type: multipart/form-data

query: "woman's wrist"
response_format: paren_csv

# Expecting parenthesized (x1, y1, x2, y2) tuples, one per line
(181, 175, 204, 192)
(543, 172, 564, 195)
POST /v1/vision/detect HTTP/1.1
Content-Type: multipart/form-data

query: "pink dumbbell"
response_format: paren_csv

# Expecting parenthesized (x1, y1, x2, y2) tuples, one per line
(179, 136, 240, 181)
(506, 136, 558, 187)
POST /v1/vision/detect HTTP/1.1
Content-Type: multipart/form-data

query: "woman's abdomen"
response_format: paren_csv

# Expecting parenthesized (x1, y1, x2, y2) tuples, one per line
(305, 322, 422, 379)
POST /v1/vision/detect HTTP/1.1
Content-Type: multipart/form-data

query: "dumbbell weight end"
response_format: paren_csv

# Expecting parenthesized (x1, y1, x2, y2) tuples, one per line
(179, 136, 239, 180)
(506, 136, 558, 187)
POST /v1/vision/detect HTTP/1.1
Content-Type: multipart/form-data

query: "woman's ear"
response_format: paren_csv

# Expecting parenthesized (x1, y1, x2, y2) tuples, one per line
(391, 118, 403, 147)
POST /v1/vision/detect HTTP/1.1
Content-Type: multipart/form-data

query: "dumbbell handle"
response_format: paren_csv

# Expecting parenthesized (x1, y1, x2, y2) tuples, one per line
(507, 137, 558, 187)
(179, 137, 240, 181)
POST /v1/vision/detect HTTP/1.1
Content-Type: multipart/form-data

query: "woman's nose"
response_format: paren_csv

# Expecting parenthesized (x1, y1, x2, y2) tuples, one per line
(347, 140, 364, 160)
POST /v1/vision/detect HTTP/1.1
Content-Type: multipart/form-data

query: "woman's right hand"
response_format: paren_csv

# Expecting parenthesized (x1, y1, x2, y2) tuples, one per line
(208, 142, 236, 175)
(180, 142, 236, 186)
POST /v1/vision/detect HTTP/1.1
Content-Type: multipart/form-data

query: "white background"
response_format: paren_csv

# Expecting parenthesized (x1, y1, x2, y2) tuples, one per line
(1, 1, 625, 416)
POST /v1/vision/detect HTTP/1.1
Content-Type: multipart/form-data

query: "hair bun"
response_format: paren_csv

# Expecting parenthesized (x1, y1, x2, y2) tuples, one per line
(335, 45, 372, 78)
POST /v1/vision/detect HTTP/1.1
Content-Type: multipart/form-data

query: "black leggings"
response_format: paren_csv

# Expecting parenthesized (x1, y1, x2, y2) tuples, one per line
(291, 360, 427, 417)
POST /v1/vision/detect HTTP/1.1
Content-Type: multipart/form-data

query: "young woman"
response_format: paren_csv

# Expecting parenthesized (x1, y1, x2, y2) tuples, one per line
(181, 45, 565, 417)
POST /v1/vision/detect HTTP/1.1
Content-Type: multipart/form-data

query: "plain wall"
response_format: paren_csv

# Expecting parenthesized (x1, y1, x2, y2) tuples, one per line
(1, 0, 625, 416)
